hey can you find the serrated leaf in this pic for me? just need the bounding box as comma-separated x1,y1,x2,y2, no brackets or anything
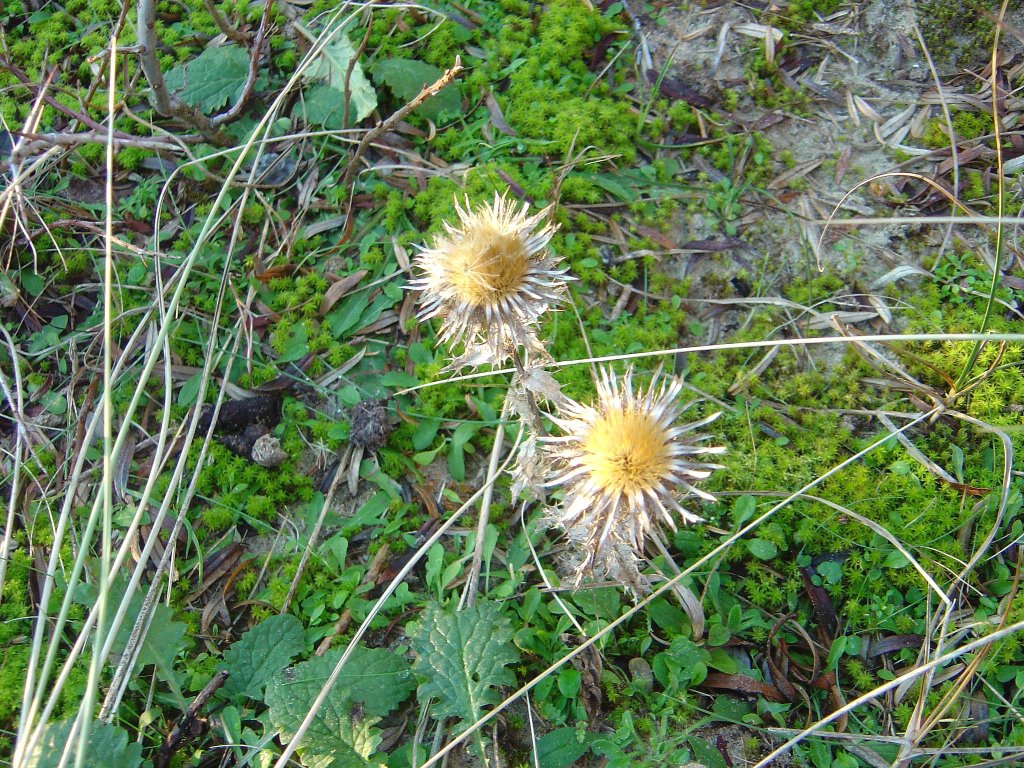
303,33,376,124
411,601,520,731
267,647,415,719
371,59,461,122
27,721,142,768
266,672,383,768
76,576,189,705
219,613,305,701
164,45,255,113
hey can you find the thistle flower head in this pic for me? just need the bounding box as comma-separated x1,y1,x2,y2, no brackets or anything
412,192,568,369
543,366,725,581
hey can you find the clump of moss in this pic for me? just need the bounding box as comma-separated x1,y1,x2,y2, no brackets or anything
917,0,998,69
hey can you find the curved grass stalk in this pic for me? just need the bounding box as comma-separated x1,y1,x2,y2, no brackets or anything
751,617,1024,768
953,2,1009,391
396,333,1024,397
69,35,122,766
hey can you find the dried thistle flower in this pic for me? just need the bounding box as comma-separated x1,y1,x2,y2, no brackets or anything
412,192,568,369
543,366,725,582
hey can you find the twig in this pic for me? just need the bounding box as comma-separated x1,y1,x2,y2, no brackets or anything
137,0,175,116
209,0,274,128
202,0,250,44
0,55,134,138
153,670,229,768
341,14,374,130
460,400,510,609
339,56,464,193
12,130,195,161
280,456,345,614
136,0,228,144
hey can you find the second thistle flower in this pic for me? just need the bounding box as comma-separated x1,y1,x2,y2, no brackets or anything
543,366,726,584
412,192,569,369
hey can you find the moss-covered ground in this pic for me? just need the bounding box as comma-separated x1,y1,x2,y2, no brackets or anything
2,0,1024,766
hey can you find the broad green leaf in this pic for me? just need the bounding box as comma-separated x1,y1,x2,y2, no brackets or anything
688,735,728,768
302,32,376,124
535,727,593,768
327,291,370,337
267,646,415,719
177,371,203,406
164,45,257,113
380,370,419,388
76,577,189,706
411,601,520,731
372,59,461,122
883,549,910,569
219,613,304,701
265,672,383,768
746,538,778,560
300,84,351,130
27,721,142,768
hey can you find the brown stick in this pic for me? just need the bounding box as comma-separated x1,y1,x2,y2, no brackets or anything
338,56,464,194
154,670,229,768
12,130,195,161
209,0,275,128
202,0,250,44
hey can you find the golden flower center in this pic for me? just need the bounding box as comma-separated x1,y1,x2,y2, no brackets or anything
581,408,672,496
447,232,529,307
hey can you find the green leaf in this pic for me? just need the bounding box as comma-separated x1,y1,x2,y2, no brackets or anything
27,721,142,768
268,646,415,719
164,45,257,113
219,613,305,701
708,648,738,674
178,371,203,407
648,597,687,635
687,736,728,768
411,418,440,451
327,291,370,337
883,549,910,569
411,601,520,731
301,84,352,130
265,646,413,768
557,667,581,697
380,370,419,388
371,59,461,122
302,32,376,124
75,577,189,706
266,674,383,768
746,538,778,560
535,728,593,768
732,494,756,525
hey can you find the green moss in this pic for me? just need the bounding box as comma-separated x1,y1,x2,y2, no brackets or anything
917,0,998,68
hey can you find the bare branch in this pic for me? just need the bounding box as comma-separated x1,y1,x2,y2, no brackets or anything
12,130,199,161
201,0,250,45
209,0,275,128
339,55,464,193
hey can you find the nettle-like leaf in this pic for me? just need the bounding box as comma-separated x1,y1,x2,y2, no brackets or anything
219,613,304,701
371,59,461,122
264,647,414,768
164,45,258,113
27,720,142,768
300,32,376,126
411,601,520,731
76,576,189,706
